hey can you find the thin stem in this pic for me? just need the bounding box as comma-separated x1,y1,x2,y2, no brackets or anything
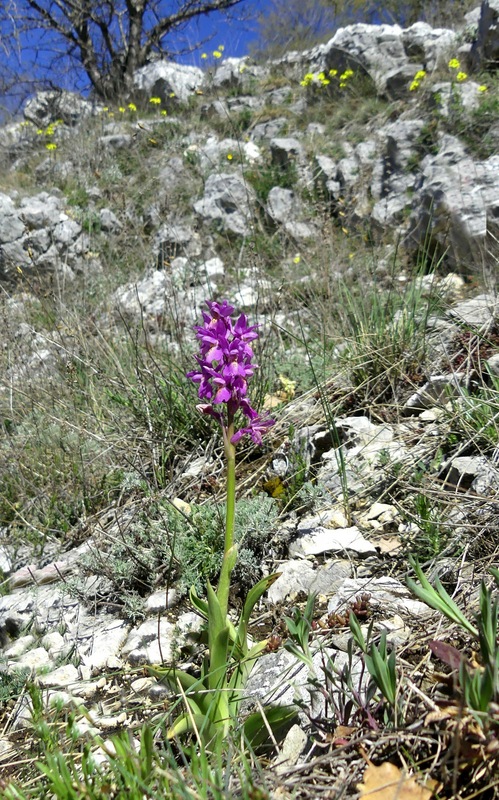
217,416,237,620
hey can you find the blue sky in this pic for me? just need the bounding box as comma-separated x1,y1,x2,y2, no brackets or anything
0,0,267,116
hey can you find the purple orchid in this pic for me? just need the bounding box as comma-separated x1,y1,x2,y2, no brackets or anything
187,300,274,445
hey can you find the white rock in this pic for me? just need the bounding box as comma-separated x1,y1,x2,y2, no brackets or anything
130,677,155,694
328,577,431,618
145,589,178,613
289,526,376,557
41,631,68,659
366,503,397,521
4,635,35,658
17,647,52,671
275,724,308,774
38,664,79,689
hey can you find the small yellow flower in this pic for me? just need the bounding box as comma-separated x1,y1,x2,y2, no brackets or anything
161,109,168,116
201,53,208,59
213,50,222,58
218,45,224,51
341,226,348,235
414,70,426,80
45,126,55,135
128,103,137,111
239,64,247,73
36,129,44,135
339,82,347,89
329,69,338,76
119,106,125,113
169,92,175,98
409,80,420,91
102,106,109,112
448,58,460,69
340,68,354,80
293,254,301,264
149,96,161,105
318,72,325,80
227,153,233,160
321,79,330,85
46,143,57,151
478,84,488,92
456,71,467,82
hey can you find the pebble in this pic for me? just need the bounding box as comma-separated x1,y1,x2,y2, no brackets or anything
17,647,52,671
38,664,79,689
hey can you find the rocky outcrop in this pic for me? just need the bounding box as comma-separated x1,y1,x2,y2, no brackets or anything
133,61,204,104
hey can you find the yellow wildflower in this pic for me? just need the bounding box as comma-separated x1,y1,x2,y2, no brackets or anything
409,80,420,91
102,106,109,112
339,82,347,89
119,106,125,113
478,84,488,92
414,70,426,80
213,50,222,58
128,103,137,111
293,254,301,264
218,45,224,51
46,143,57,151
149,96,161,105
227,153,233,160
169,92,175,98
161,109,168,116
201,53,208,59
456,71,467,82
329,69,338,76
340,69,354,80
36,129,44,135
448,58,460,69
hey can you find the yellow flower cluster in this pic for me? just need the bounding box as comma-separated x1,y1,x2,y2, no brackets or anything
201,45,224,62
300,67,353,89
448,58,467,82
409,69,427,92
36,119,63,151
149,96,161,105
339,68,354,89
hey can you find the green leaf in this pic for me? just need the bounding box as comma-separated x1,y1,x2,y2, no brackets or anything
242,705,297,748
236,572,281,656
190,585,209,618
407,556,478,637
167,712,218,743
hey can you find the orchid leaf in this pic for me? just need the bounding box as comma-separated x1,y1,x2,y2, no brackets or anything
236,572,281,654
190,584,238,642
167,712,218,743
206,582,230,697
407,556,478,637
242,705,297,749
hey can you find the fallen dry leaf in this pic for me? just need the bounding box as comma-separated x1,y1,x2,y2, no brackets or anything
357,762,434,799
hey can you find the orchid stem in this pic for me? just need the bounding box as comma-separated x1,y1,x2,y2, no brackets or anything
218,420,236,620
